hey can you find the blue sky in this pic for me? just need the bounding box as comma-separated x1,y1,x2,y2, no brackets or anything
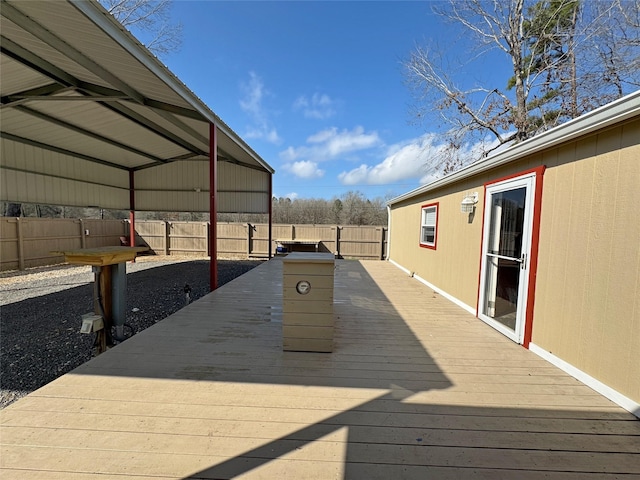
159,1,507,201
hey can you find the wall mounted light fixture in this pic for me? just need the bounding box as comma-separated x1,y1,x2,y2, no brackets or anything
461,192,478,213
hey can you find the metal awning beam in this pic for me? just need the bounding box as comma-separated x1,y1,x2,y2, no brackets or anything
74,83,206,121
132,149,267,173
132,188,270,194
218,189,271,194
5,94,132,103
99,101,207,157
1,84,74,108
218,149,269,172
150,107,209,146
143,99,205,121
14,105,167,163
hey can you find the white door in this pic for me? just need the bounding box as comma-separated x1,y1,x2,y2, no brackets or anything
478,174,535,343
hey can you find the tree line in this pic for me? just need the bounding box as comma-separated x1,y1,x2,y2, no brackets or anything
270,191,387,226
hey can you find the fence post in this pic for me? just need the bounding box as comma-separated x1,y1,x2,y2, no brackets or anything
202,222,207,256
206,222,210,257
80,219,86,248
247,223,252,256
291,224,295,240
335,225,340,258
17,217,25,271
164,221,169,255
379,227,385,260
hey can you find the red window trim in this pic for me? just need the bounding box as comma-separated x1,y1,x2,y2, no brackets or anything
419,202,439,250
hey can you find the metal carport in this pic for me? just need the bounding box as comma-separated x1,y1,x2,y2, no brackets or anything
0,0,275,290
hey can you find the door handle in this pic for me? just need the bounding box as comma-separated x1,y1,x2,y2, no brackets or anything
519,253,527,269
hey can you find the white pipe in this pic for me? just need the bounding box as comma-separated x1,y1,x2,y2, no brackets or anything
386,205,392,261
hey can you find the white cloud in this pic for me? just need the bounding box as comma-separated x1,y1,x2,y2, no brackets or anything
338,134,443,185
282,160,325,179
306,128,335,143
280,126,382,163
293,93,337,119
337,133,500,186
239,72,281,144
239,72,264,117
285,192,299,200
245,126,280,144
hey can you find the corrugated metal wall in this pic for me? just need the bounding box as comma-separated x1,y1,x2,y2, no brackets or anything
134,161,209,213
0,142,271,215
133,161,270,214
217,162,270,214
0,138,130,209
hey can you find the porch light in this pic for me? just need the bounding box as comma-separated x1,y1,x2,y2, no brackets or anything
461,193,478,213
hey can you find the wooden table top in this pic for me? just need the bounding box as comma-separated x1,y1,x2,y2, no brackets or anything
51,246,148,266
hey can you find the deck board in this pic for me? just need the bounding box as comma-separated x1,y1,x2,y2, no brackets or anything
1,258,638,479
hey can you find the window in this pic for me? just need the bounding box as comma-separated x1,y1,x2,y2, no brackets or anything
420,203,438,249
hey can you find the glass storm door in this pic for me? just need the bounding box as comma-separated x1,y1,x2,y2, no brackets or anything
479,175,535,343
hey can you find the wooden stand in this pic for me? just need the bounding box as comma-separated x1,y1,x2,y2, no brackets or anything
282,252,335,352
51,246,147,353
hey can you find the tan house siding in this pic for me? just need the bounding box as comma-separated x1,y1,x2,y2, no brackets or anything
389,163,541,310
389,182,485,311
533,119,640,403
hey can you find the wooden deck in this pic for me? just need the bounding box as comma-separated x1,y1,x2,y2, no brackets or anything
1,259,638,479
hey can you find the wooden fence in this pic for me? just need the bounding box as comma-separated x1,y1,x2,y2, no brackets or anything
0,217,128,271
134,221,387,260
0,218,387,271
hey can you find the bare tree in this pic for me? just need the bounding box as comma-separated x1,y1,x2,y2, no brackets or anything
363,198,388,226
406,0,530,172
581,0,640,102
406,0,640,174
341,191,369,226
331,199,343,224
99,0,182,57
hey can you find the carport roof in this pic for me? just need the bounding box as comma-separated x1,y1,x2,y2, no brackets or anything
1,0,274,211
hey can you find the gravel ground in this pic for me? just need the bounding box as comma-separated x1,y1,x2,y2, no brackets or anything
0,256,263,409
